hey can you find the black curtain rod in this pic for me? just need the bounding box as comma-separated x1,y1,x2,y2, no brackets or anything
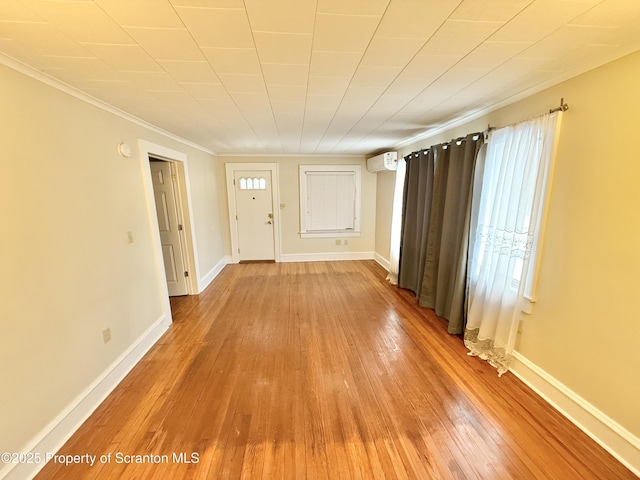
487,98,569,133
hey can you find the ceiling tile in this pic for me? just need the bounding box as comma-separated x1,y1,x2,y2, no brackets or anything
218,73,266,93
375,0,459,38
121,70,184,91
19,1,132,44
305,95,342,110
490,0,600,43
454,40,533,70
244,0,315,33
82,43,162,71
253,32,312,64
170,0,245,9
175,7,253,48
125,27,204,61
571,1,640,27
40,55,121,80
524,24,620,59
309,51,362,76
0,22,91,57
159,60,221,83
419,20,504,57
272,101,305,114
202,48,261,74
350,65,402,88
96,0,184,28
267,84,307,102
232,92,272,111
317,0,389,16
360,36,426,67
0,0,43,22
180,82,227,98
450,0,532,22
313,14,381,52
341,86,385,105
307,75,350,96
262,63,309,86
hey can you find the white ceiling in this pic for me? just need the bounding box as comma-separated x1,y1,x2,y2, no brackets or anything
1,0,640,155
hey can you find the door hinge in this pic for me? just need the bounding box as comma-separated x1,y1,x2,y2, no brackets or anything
233,179,236,185
184,271,189,277
178,224,183,231
237,248,240,254
235,214,238,220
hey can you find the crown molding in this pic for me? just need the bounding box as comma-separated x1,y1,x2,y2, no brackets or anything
394,45,640,151
0,53,215,156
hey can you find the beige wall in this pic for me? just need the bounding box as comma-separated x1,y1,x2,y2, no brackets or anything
216,156,376,257
187,155,226,276
0,63,225,455
375,50,640,438
374,172,395,264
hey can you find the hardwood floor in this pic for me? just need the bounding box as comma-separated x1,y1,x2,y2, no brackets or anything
35,261,634,479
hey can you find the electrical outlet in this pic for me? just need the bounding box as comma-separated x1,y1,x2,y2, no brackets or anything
344,239,349,245
335,239,342,245
102,328,111,344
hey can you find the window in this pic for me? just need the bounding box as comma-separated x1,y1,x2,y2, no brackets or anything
299,165,361,238
238,176,266,190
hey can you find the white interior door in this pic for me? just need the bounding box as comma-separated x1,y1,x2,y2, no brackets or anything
234,170,275,261
150,160,188,296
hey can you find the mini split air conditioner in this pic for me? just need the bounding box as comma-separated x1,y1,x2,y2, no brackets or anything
366,151,398,173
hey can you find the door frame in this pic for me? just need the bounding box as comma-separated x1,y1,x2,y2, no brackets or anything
225,163,281,263
140,140,199,300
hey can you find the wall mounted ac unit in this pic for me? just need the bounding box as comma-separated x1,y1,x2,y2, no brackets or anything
366,151,398,173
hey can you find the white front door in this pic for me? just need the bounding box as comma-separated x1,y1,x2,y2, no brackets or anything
234,170,275,261
150,160,188,296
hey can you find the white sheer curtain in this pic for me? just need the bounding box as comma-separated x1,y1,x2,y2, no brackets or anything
465,112,560,375
386,156,407,285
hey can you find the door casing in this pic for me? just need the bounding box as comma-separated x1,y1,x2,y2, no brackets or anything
139,140,199,307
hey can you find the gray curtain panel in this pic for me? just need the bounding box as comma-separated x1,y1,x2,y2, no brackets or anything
419,134,483,334
399,133,483,335
398,149,435,294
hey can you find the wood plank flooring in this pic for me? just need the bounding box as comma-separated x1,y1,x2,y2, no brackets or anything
35,261,635,479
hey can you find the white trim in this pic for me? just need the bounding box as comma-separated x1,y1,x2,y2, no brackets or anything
509,351,640,476
225,163,281,264
374,253,390,271
0,53,214,156
197,256,230,293
1,316,170,480
279,252,374,263
139,139,200,297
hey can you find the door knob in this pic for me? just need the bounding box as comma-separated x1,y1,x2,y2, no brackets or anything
268,213,273,218
267,221,272,224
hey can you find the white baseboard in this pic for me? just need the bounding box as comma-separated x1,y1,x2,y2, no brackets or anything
374,253,390,271
279,251,374,263
197,255,230,293
2,316,170,480
510,351,640,476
